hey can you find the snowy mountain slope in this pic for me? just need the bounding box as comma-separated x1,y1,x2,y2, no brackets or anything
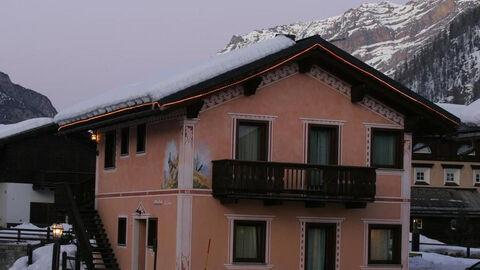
0,72,57,124
396,4,480,104
220,0,479,78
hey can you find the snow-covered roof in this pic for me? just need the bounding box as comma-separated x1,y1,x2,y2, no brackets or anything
0,117,54,140
54,36,296,126
436,99,480,126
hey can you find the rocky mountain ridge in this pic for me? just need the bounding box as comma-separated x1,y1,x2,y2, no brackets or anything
0,72,57,124
221,0,480,104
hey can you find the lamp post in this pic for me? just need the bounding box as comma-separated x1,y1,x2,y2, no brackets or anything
51,224,64,270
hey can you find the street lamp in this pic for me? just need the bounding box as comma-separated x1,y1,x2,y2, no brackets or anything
52,224,63,239
51,224,64,270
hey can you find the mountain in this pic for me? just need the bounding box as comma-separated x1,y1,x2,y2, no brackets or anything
395,3,480,104
0,72,57,124
220,0,480,103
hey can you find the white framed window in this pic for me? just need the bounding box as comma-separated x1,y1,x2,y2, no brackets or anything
298,217,343,270
225,214,274,269
474,170,480,186
413,167,430,184
444,168,460,186
362,219,402,267
230,113,276,161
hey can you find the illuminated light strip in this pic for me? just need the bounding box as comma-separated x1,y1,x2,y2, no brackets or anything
58,101,159,131
161,43,459,126
313,43,460,126
60,42,459,130
159,44,320,108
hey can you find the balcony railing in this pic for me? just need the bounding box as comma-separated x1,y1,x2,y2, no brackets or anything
212,159,376,205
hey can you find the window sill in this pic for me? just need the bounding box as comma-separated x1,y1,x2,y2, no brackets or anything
361,264,402,270
444,182,459,186
414,181,429,186
224,264,274,270
103,167,117,173
136,151,146,156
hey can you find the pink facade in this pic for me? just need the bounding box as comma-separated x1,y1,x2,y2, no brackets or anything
94,64,413,270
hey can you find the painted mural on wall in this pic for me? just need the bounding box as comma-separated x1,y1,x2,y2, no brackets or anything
193,142,211,189
163,141,178,189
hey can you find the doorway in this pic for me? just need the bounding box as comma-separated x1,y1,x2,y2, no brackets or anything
133,219,147,270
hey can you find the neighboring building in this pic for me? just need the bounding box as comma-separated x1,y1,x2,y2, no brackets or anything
0,117,96,227
0,182,54,227
54,35,459,270
411,100,480,246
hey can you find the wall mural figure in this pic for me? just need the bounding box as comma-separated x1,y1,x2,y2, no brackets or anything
193,142,211,189
163,141,179,189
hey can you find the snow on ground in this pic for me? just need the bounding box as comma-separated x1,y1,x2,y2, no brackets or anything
9,243,80,270
54,35,296,126
0,117,53,140
410,252,478,270
410,233,480,257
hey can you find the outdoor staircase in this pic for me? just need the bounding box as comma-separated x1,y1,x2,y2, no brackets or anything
59,182,121,270
80,209,120,270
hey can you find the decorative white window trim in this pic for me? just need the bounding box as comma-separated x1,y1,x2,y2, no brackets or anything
301,118,345,165
444,168,460,185
297,217,344,270
364,123,403,167
361,219,401,267
474,170,480,185
359,96,404,127
414,167,430,184
230,113,276,161
225,214,274,268
307,65,351,98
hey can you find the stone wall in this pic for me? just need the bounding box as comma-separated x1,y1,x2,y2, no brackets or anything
0,243,28,270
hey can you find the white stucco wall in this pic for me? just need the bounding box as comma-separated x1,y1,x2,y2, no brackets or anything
0,183,54,227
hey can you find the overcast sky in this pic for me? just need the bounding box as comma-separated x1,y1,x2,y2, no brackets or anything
0,0,409,110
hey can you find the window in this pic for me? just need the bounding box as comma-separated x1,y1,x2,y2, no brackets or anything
120,127,130,156
413,143,431,154
236,120,268,161
368,225,401,265
443,167,460,186
117,217,127,246
371,129,403,169
147,218,158,248
474,170,480,186
233,220,266,263
304,223,336,270
413,167,430,185
457,144,475,156
104,130,116,169
137,124,146,153
308,125,338,165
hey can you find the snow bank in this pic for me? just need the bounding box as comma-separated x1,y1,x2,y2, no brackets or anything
410,233,480,257
0,118,53,140
54,36,296,126
9,244,80,270
410,252,478,270
437,100,480,126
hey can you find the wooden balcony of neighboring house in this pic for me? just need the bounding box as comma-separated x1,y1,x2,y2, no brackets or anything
212,159,376,208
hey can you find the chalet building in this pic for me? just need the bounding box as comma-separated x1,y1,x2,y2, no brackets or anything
411,101,480,246
54,35,459,270
0,117,95,227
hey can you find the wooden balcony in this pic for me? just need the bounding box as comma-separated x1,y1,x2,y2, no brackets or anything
212,159,376,208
